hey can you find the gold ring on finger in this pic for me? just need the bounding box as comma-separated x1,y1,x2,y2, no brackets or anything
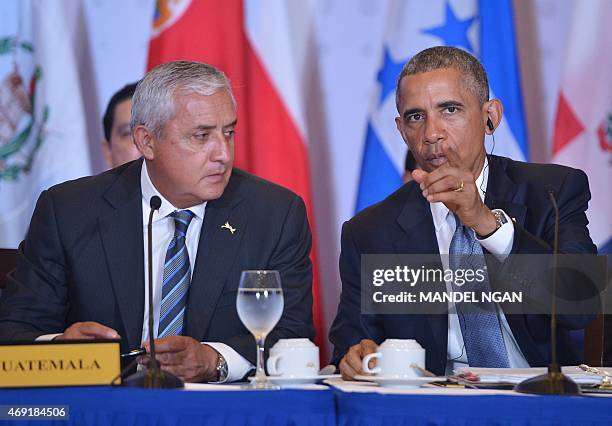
453,179,464,192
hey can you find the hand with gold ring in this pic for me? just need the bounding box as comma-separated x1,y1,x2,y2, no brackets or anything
411,140,497,236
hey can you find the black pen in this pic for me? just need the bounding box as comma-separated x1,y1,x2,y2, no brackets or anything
121,347,147,359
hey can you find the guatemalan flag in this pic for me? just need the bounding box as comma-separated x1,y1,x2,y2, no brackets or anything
356,0,528,212
0,0,91,248
146,0,325,351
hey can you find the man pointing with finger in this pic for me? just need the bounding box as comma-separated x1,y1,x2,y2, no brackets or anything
330,46,597,378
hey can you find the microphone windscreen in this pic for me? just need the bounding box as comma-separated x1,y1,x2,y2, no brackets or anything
150,195,162,210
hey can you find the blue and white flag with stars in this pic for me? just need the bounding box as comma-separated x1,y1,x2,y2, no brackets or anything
355,0,528,212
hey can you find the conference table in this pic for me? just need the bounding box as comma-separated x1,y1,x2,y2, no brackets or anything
1,380,611,425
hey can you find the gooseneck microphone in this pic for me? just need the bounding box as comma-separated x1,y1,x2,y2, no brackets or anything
548,190,561,373
123,195,183,388
514,190,580,395
147,196,162,382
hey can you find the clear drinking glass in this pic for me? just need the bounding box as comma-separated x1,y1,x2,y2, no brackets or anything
236,270,284,389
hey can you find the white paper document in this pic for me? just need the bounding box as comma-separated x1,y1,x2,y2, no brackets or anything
454,366,612,385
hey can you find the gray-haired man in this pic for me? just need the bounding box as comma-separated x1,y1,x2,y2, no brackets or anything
0,61,315,383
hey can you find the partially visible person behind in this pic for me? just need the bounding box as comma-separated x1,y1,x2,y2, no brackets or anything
102,82,141,168
403,149,417,183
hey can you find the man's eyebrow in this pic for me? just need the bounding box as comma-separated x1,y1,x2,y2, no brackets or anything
194,125,215,131
437,100,464,108
192,119,237,132
402,108,423,119
223,119,238,129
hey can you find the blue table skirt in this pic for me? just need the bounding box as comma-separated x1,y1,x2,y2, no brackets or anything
333,389,612,426
2,386,611,426
0,386,336,426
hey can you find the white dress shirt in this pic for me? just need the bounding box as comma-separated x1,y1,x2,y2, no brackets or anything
428,157,529,374
140,162,252,382
37,162,253,383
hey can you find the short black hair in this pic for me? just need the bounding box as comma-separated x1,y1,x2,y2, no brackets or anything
102,82,138,142
396,46,489,111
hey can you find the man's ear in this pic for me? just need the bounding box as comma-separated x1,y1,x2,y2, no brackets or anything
133,126,155,160
484,99,503,135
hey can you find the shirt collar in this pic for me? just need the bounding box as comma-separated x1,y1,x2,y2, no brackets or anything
140,161,206,222
430,156,489,231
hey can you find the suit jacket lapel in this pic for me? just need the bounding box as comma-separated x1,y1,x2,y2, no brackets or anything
394,183,448,372
484,156,542,362
485,155,527,227
98,160,145,350
184,175,247,341
394,183,440,254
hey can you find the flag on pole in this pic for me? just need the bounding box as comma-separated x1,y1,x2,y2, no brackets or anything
551,0,612,253
355,0,528,213
147,0,325,351
0,0,91,248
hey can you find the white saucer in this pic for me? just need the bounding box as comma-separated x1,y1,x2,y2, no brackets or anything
354,375,446,388
257,374,340,386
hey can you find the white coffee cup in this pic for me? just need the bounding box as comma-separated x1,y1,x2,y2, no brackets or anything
361,339,425,378
266,338,320,377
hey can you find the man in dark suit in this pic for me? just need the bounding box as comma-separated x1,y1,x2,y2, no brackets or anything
330,46,597,378
0,61,314,383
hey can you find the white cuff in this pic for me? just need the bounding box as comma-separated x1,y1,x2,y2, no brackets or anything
35,333,62,341
476,209,514,260
203,341,253,383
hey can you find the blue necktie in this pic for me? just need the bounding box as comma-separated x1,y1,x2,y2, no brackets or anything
158,210,195,337
449,214,510,368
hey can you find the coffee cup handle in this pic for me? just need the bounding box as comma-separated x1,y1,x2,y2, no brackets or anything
362,352,382,374
266,354,282,376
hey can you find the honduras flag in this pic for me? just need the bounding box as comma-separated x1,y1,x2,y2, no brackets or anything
355,0,528,213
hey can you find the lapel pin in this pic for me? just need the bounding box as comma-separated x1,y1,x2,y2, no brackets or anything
221,221,237,234
511,217,516,222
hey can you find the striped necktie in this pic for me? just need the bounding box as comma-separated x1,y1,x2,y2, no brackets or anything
449,214,510,367
158,210,195,337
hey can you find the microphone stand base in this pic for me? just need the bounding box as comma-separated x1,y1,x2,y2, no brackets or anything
122,364,184,389
514,369,581,395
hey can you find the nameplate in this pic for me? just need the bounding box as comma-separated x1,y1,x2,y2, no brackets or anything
0,340,121,388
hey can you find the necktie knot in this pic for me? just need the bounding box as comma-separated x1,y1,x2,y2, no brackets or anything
171,210,195,237
453,213,466,232
451,213,472,249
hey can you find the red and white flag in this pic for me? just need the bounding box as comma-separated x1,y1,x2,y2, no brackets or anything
147,0,325,352
551,0,612,253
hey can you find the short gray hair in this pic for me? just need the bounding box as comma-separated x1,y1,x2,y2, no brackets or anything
131,60,235,137
395,46,489,111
